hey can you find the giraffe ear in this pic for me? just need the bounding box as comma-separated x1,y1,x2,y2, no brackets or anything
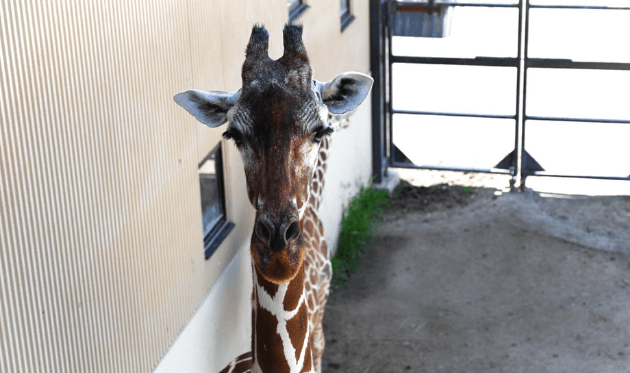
173,89,240,127
316,72,373,114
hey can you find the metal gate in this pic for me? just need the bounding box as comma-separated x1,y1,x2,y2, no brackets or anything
370,0,630,190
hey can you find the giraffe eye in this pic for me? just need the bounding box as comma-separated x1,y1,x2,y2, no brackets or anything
312,126,333,143
223,130,243,147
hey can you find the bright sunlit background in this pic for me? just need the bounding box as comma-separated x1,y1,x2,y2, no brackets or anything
391,0,630,196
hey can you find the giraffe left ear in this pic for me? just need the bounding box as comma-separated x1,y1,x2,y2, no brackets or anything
173,89,240,127
316,72,373,114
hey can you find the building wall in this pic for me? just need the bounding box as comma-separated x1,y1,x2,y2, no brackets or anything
0,1,372,372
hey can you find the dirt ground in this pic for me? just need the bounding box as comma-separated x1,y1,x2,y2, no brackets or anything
322,170,630,373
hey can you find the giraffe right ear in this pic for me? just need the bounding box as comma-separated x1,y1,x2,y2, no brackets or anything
173,89,240,127
316,72,373,115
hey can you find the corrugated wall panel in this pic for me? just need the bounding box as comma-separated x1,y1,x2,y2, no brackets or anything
0,0,264,371
301,0,370,81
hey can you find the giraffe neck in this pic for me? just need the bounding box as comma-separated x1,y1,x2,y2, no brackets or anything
309,115,349,211
251,254,314,373
309,136,331,211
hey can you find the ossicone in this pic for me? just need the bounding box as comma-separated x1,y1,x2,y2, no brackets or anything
282,23,307,62
245,24,269,61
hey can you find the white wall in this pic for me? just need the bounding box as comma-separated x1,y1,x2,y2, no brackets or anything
321,94,375,255
153,241,253,372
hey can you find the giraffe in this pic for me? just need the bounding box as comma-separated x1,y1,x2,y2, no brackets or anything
174,24,372,373
213,114,346,373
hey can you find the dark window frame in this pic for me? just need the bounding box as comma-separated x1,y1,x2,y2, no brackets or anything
289,0,309,23
340,0,355,32
198,143,235,260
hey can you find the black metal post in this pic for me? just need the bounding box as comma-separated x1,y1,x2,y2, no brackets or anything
519,0,531,191
387,0,395,169
370,0,387,184
510,0,524,191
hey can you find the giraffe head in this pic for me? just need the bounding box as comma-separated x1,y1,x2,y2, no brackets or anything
174,24,372,285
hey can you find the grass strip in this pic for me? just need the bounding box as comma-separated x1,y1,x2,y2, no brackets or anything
331,184,391,287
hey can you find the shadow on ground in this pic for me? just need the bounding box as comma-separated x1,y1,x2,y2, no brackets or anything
323,182,630,373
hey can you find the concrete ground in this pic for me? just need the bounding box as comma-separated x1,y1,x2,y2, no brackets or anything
322,172,630,373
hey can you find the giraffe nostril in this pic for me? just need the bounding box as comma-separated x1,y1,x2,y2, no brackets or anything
256,221,272,244
284,221,299,243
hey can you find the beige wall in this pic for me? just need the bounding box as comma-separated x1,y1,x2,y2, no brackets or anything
0,1,372,372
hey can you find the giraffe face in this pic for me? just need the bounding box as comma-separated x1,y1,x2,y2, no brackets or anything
225,26,329,284
173,24,373,285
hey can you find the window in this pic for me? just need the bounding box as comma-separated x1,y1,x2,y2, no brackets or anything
198,143,234,259
340,0,355,32
289,0,309,23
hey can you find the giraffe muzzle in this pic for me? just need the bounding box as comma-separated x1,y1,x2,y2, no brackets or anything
255,216,300,252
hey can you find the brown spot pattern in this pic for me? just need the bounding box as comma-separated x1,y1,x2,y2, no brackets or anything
301,224,312,241
301,335,313,372
256,306,290,373
316,157,323,169
309,321,324,373
311,227,319,243
303,219,313,237
283,264,304,311
286,301,308,364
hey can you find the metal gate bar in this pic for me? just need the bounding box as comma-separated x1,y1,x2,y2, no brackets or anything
373,0,630,189
398,1,517,8
391,56,519,66
527,116,630,125
530,4,630,10
520,0,630,187
387,0,523,186
393,110,515,120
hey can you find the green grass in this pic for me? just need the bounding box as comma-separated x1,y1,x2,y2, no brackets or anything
331,184,391,287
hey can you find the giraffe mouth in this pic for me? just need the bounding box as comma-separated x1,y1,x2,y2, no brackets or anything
251,233,305,285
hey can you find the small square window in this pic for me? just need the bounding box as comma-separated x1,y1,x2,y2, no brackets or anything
289,0,309,23
340,0,355,32
198,143,234,260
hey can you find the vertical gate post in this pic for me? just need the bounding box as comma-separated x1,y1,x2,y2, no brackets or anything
370,0,388,185
519,0,531,191
511,0,525,192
